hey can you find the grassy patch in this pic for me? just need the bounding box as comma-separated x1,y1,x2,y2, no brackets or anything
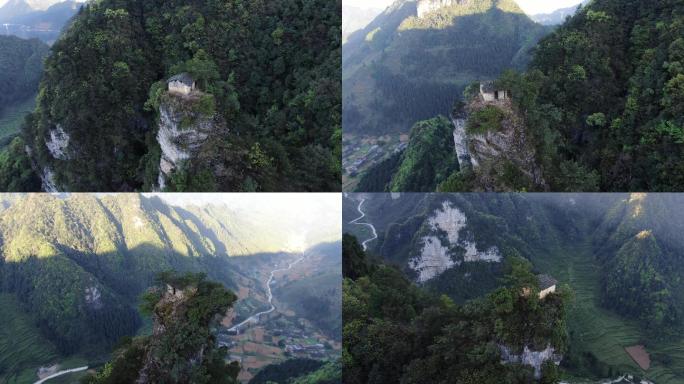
0,293,59,383
466,105,506,135
0,96,36,146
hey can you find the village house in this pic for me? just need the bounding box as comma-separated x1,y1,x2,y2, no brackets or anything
537,274,557,299
521,274,558,299
480,81,510,102
168,73,196,95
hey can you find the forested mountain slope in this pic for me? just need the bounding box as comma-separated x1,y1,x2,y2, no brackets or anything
0,35,48,116
343,234,571,383
343,193,684,382
342,0,549,136
82,272,241,384
501,0,684,191
12,0,340,192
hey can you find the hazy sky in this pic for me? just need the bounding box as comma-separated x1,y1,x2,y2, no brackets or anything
344,0,584,15
150,193,342,251
0,0,86,10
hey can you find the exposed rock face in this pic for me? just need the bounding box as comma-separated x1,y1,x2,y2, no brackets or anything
499,344,561,379
417,0,466,17
40,167,58,192
84,286,102,309
137,284,200,384
410,235,455,282
409,201,502,282
156,94,214,190
452,117,471,170
45,124,70,160
465,97,546,190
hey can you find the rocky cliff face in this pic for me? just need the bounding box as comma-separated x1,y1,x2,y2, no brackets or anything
463,97,546,191
409,200,502,282
499,344,562,379
156,93,216,190
416,0,466,17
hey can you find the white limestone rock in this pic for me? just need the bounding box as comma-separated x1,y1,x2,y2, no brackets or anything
409,201,501,282
499,344,561,379
45,124,70,160
156,97,214,190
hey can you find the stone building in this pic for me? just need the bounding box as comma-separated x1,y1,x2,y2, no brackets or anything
168,73,196,95
480,81,510,102
537,274,557,299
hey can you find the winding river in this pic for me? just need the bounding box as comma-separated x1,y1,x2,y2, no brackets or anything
349,198,377,251
228,255,305,332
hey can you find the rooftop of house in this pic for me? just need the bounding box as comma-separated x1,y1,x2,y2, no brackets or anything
480,81,497,93
538,274,558,290
168,73,194,86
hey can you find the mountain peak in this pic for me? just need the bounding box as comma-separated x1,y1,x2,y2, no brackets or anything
416,0,523,18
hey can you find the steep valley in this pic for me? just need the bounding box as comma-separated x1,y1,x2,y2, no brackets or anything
0,194,341,384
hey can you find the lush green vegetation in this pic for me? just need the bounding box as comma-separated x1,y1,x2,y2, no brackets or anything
15,0,340,192
0,137,42,191
0,35,48,117
498,0,684,191
354,151,401,192
343,0,549,136
249,358,325,384
0,294,59,383
466,105,507,134
0,95,36,145
82,272,240,384
278,270,342,339
291,360,341,384
388,116,458,192
343,193,684,382
250,358,341,384
343,235,571,383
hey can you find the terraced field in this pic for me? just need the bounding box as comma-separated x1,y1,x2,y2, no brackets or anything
0,294,58,384
533,243,684,384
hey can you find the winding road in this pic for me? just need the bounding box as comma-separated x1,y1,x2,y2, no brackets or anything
349,199,377,251
228,255,305,332
34,366,88,384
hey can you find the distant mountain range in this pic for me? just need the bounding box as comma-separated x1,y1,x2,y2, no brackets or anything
530,0,589,25
342,4,383,43
0,0,84,43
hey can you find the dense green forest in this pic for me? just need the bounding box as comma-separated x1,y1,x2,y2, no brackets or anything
387,116,458,192
81,272,240,384
342,193,684,382
497,0,684,191
355,116,459,192
250,358,341,384
343,234,571,383
342,0,549,136
3,0,341,192
0,35,48,116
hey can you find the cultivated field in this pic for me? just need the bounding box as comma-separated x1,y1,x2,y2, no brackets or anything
533,242,684,383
